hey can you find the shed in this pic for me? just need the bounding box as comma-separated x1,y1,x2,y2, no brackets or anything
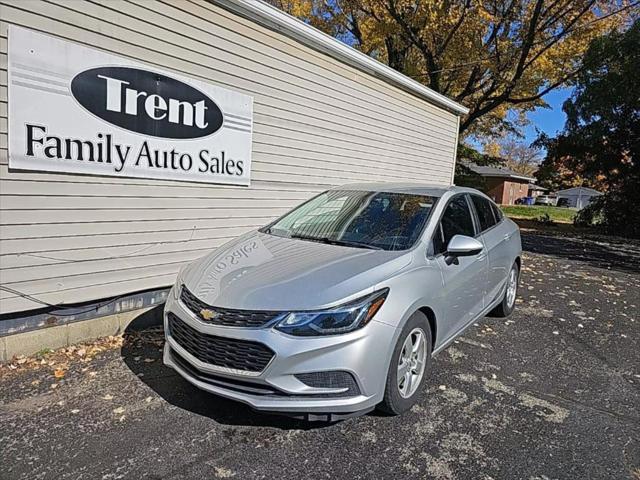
555,187,603,210
0,0,467,319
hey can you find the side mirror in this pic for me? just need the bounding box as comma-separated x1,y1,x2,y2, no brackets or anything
445,235,483,265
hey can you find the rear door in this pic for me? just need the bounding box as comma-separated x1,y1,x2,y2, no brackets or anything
470,195,511,304
431,194,488,340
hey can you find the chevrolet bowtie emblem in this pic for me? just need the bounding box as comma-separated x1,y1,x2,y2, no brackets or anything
200,309,218,321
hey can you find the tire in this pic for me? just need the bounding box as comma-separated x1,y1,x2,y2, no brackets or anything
378,311,432,415
490,261,520,318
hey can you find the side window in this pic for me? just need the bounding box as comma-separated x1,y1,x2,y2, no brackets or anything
471,195,497,232
432,195,476,255
490,202,503,222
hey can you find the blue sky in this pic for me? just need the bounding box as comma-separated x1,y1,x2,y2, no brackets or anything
468,87,573,154
521,87,572,145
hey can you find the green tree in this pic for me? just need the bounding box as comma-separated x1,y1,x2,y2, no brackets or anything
537,21,640,237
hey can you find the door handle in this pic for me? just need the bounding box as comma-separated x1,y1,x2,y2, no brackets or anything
503,233,512,241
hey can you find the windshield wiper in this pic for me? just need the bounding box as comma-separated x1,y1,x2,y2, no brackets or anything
290,234,382,250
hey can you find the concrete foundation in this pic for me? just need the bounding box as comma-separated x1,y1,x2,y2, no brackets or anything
0,305,164,362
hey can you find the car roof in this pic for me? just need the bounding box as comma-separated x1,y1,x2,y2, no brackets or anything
330,182,483,198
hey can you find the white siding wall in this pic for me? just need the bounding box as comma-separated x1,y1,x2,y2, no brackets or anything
0,0,460,314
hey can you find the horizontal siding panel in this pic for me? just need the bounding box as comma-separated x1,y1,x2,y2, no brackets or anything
0,207,293,225
0,160,333,190
2,237,234,274
1,255,199,293
0,0,459,314
0,225,253,255
0,180,313,199
0,270,180,312
251,132,453,173
0,195,298,210
0,217,275,240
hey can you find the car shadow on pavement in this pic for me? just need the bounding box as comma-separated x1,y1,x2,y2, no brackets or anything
521,232,640,273
120,306,329,430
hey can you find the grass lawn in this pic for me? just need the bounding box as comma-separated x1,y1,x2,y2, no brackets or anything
500,205,577,224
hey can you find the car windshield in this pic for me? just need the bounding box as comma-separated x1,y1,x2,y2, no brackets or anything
262,190,438,251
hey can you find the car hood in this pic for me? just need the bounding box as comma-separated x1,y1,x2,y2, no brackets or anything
182,231,410,310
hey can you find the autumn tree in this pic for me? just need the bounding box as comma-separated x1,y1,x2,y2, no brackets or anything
268,0,638,138
481,136,541,176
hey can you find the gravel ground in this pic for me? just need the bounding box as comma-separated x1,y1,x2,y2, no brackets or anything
1,231,639,480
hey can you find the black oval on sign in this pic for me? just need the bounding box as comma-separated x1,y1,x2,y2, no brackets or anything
71,67,223,139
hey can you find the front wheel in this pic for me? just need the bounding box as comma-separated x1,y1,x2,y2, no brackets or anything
490,261,520,317
378,311,432,415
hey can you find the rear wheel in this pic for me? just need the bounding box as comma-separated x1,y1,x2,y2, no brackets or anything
490,261,519,317
378,311,432,415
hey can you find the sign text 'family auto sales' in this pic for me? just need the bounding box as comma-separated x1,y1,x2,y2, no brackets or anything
8,26,253,186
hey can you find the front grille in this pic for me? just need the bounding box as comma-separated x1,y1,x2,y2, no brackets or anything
180,286,280,327
168,313,275,372
170,348,283,395
170,348,360,399
295,371,361,397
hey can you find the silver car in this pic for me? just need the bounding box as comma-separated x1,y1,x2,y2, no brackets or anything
163,183,522,420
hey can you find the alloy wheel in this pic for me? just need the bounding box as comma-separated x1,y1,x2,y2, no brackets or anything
506,266,518,308
397,327,427,398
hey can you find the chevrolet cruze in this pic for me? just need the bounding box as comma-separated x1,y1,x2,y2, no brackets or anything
163,183,522,420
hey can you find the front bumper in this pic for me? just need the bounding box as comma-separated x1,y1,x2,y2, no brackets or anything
162,292,396,415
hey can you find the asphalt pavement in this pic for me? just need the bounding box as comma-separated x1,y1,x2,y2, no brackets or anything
1,231,639,480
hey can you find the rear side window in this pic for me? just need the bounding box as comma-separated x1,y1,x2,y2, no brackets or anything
433,195,476,255
490,202,503,222
471,195,497,232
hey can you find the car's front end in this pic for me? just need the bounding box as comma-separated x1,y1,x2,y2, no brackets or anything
163,275,399,420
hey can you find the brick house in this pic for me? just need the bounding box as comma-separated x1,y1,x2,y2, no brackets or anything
465,164,536,205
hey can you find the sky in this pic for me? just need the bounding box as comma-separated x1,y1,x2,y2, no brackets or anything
521,87,573,145
467,87,573,155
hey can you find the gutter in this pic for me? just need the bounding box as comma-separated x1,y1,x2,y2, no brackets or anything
211,0,469,116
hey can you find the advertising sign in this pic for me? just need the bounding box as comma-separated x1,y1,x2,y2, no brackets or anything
8,26,253,186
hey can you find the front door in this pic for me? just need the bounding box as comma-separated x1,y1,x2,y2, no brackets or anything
432,194,487,341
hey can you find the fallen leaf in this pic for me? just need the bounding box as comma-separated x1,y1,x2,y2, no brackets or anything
54,368,66,379
113,407,125,415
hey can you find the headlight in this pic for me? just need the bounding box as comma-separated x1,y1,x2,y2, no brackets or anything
274,289,388,336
